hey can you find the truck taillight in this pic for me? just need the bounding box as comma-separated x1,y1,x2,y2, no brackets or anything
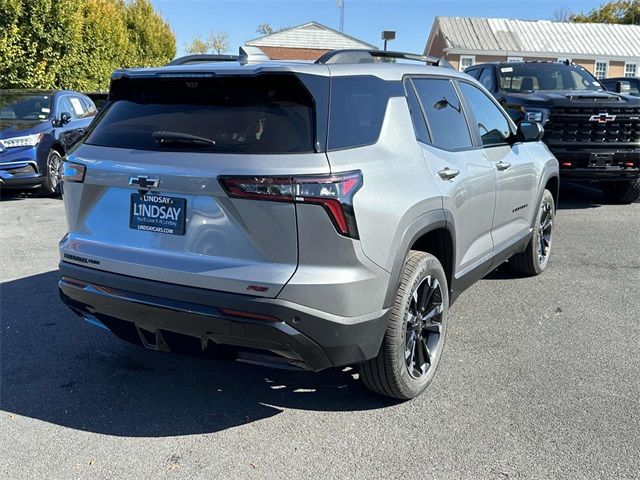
219,171,363,238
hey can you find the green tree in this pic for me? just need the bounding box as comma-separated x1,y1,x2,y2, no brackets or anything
0,0,176,91
185,36,209,54
256,23,274,35
255,23,289,36
124,0,176,67
572,0,640,24
207,32,229,54
185,31,229,55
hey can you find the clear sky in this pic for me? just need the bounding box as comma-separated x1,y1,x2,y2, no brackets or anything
151,0,605,57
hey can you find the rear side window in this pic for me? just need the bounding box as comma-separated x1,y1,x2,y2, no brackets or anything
85,75,315,154
404,80,430,144
328,76,403,150
458,82,512,146
412,78,473,150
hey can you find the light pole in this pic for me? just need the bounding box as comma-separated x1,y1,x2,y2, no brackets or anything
381,30,396,51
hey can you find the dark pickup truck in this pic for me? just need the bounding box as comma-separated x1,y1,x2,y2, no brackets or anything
466,61,640,203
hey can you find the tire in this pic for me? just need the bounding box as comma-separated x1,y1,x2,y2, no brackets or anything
36,149,63,197
601,180,640,204
359,251,449,400
509,189,555,276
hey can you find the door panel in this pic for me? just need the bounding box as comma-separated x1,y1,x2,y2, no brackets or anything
421,144,496,274
485,144,537,251
410,77,497,277
456,81,537,253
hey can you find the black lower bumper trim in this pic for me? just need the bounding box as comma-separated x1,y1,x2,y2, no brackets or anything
58,262,390,371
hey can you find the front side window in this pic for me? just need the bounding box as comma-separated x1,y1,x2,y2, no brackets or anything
466,68,482,80
57,96,79,120
478,68,495,91
459,82,512,147
412,78,473,151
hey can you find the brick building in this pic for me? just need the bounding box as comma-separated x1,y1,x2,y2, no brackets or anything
245,21,375,61
425,16,640,79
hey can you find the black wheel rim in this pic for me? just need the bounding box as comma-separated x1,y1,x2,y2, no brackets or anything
537,200,553,265
48,152,62,191
405,275,443,379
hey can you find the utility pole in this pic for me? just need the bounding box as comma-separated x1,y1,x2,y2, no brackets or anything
337,0,344,32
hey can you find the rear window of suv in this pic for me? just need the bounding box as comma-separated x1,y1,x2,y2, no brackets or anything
328,76,403,150
84,74,316,154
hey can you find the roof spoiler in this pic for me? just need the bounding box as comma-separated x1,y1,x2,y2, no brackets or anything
315,49,454,68
238,45,270,65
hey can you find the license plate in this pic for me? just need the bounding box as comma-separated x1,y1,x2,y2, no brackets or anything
589,153,613,167
130,193,186,235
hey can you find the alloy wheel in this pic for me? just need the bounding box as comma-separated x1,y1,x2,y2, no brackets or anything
405,275,444,379
537,200,554,265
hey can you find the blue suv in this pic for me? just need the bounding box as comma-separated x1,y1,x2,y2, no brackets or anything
0,89,97,196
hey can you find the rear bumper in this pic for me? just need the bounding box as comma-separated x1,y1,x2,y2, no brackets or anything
58,262,390,371
550,148,640,182
559,167,639,181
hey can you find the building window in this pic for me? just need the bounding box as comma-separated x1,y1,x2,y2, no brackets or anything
459,55,475,72
507,57,523,63
594,60,609,79
624,62,638,77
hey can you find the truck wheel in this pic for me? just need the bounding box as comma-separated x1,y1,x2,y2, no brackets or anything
36,150,63,197
509,189,555,276
601,180,640,204
359,251,448,400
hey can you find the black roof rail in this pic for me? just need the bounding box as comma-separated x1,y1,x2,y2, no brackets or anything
315,49,453,68
166,54,239,66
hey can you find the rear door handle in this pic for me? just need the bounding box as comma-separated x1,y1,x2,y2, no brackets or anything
438,167,460,180
496,161,511,171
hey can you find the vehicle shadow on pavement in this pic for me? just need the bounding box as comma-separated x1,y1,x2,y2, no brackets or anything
557,182,605,209
0,271,394,437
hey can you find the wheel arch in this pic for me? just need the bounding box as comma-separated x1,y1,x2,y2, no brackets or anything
545,175,559,212
50,141,66,157
383,210,456,309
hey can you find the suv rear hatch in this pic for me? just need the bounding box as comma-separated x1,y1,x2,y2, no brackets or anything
60,71,330,298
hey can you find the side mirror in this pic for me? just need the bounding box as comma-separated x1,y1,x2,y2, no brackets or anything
616,81,631,94
58,112,72,125
517,121,544,143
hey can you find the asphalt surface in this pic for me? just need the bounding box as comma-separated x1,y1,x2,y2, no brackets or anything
1,184,639,479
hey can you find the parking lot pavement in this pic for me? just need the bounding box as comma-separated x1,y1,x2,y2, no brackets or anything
1,185,639,480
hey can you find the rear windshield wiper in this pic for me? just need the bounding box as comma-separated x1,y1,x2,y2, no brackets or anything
152,131,216,146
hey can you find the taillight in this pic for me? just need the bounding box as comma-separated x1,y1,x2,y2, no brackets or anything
61,161,86,183
219,171,363,238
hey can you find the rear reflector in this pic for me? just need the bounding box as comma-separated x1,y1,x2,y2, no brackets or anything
625,162,635,167
219,171,363,238
61,161,86,183
561,162,572,168
219,308,279,322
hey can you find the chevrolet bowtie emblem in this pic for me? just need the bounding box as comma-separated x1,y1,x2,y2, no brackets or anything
589,113,616,124
129,175,160,190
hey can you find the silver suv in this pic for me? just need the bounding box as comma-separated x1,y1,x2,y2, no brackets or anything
58,49,559,400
